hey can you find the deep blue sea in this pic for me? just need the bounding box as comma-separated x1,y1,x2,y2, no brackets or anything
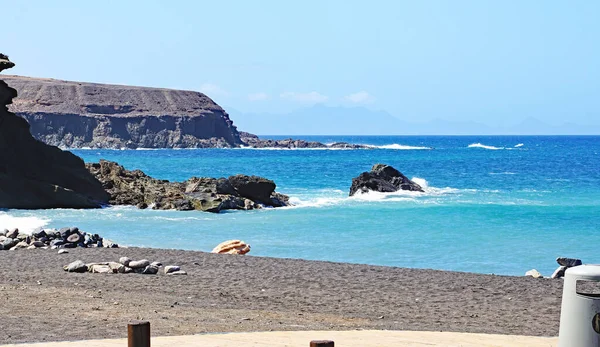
2,136,599,276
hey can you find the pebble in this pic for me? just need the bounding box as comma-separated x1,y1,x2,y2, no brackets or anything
89,264,112,274
525,269,543,278
164,265,180,274
119,257,131,266
142,265,159,275
167,270,187,276
6,228,18,239
552,266,568,279
556,257,582,268
128,259,150,269
63,260,88,273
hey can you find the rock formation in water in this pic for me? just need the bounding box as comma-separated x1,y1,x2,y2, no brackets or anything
0,54,109,208
4,75,243,149
239,132,369,149
349,164,424,196
86,160,290,213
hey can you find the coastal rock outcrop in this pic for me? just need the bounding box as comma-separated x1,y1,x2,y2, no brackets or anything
349,164,424,196
86,160,290,213
240,132,369,149
0,54,109,208
4,75,243,149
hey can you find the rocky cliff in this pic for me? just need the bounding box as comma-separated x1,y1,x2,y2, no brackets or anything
0,55,109,208
4,75,243,149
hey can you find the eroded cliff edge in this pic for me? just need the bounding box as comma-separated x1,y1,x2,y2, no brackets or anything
0,55,109,208
4,75,243,149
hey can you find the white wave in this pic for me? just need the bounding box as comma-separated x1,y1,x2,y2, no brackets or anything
514,143,524,148
234,147,353,151
0,213,50,234
468,143,504,150
286,196,347,209
489,172,516,175
374,144,432,150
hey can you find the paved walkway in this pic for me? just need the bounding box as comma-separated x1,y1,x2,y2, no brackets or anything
3,330,558,347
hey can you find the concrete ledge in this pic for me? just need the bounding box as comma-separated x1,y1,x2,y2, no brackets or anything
1,330,558,347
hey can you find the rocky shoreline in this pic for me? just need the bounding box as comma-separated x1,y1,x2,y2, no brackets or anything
0,227,117,251
239,132,370,150
87,160,290,212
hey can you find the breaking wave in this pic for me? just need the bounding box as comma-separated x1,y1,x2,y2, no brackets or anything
0,212,50,234
370,144,433,150
468,143,504,150
287,178,460,208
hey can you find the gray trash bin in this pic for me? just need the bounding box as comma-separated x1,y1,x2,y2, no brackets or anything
558,265,600,346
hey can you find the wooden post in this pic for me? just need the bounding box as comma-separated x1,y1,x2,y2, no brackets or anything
128,320,151,347
310,340,334,347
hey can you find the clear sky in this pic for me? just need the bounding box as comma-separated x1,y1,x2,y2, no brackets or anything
2,1,599,131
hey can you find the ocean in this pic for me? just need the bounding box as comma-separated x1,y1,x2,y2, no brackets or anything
2,135,599,276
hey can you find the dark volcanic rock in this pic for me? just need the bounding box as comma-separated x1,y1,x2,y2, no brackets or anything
86,160,291,213
0,54,109,209
4,75,243,149
240,133,369,150
349,164,424,196
228,175,276,205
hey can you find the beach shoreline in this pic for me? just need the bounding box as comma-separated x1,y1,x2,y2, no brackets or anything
0,247,563,344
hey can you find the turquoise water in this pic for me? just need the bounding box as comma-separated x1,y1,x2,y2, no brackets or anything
2,136,599,276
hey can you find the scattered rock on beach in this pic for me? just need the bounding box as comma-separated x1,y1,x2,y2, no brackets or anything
6,228,18,239
142,265,159,275
164,265,180,274
64,260,88,273
349,164,424,196
168,270,187,276
0,227,117,251
557,257,582,268
552,266,568,279
128,259,150,269
212,240,251,255
63,257,185,276
119,257,131,266
525,269,543,278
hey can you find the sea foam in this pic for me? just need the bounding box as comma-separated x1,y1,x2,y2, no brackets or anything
374,144,432,150
0,212,50,234
468,143,504,150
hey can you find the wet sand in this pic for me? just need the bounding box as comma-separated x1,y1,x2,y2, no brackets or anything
0,247,563,344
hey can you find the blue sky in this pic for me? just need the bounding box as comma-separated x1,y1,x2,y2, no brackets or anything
2,1,599,131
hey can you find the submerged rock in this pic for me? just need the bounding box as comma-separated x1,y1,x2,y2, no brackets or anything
349,164,424,196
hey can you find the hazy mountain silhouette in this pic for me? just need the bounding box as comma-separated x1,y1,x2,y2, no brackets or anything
228,105,599,135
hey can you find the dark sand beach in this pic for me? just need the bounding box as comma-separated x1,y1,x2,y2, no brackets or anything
0,247,562,344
